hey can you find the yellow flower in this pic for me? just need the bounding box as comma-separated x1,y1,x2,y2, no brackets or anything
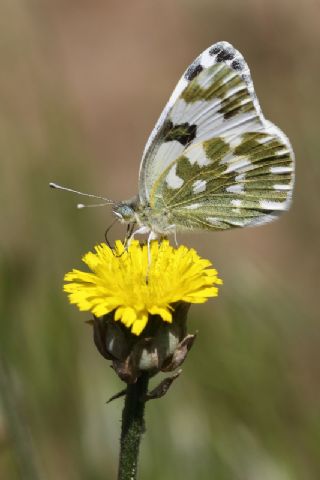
64,240,222,336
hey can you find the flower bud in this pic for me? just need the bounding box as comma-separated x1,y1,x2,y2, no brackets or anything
92,302,196,384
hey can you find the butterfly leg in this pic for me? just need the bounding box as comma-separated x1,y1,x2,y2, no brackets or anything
147,230,159,264
173,227,178,247
128,225,150,244
123,223,135,250
161,225,178,246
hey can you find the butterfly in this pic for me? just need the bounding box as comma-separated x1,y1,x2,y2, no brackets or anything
51,41,295,243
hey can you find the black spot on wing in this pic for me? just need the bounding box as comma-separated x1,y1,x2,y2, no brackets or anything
209,43,235,62
231,58,245,71
216,47,235,62
185,62,203,81
163,120,197,146
209,44,223,56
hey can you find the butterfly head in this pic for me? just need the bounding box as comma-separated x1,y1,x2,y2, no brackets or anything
113,196,139,224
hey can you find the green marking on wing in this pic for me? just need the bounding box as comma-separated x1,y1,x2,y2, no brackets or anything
181,64,242,103
180,63,256,122
149,139,231,208
203,138,230,161
218,89,254,119
234,133,285,159
164,206,270,232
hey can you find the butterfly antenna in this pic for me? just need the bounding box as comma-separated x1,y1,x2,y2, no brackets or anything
77,202,111,209
49,182,114,204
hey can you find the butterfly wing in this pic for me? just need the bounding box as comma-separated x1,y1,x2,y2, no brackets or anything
138,41,294,231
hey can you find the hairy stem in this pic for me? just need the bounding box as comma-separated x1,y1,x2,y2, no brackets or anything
117,373,149,480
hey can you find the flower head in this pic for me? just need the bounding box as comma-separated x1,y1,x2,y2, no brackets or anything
64,240,222,335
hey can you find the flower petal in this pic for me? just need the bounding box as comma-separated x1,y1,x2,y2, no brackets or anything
131,313,148,335
149,306,172,323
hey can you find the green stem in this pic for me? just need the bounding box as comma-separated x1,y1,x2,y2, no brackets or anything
117,373,149,480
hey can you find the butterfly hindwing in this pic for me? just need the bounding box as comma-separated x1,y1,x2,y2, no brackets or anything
138,41,294,232
149,128,293,230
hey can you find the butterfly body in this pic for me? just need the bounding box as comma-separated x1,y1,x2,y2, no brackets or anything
114,41,294,238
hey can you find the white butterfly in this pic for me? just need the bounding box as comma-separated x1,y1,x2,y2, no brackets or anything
51,41,295,244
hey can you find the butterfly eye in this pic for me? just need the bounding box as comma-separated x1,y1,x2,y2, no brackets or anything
113,203,136,222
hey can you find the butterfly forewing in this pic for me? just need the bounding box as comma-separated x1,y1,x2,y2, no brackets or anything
138,41,294,232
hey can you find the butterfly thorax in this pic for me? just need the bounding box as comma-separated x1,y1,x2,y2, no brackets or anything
113,196,173,234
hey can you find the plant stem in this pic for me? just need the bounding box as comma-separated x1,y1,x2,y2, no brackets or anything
117,373,149,480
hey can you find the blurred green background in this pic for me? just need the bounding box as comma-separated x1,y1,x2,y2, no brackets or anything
0,0,319,479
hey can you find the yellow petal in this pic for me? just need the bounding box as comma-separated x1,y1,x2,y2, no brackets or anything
149,306,172,323
131,313,148,335
121,307,137,327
